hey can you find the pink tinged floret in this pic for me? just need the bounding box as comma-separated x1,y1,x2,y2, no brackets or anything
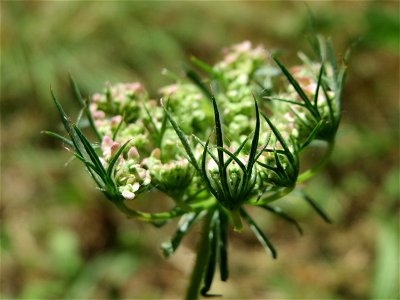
160,84,178,96
110,142,120,157
150,148,161,159
111,115,122,126
127,147,140,160
92,110,106,119
122,190,135,200
233,40,252,53
126,82,143,93
92,93,102,102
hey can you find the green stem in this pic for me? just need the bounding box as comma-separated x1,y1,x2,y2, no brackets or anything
297,140,335,183
185,209,215,300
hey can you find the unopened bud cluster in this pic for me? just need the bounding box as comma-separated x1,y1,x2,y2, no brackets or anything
86,41,340,209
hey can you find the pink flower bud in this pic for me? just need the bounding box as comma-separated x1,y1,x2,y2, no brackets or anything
128,147,140,160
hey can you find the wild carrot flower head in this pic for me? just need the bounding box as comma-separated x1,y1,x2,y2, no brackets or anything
48,35,349,298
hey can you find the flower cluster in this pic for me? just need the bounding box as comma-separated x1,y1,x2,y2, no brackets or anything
49,36,348,298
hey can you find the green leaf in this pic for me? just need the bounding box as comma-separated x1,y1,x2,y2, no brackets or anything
240,208,277,258
260,112,297,170
273,55,319,119
185,68,213,100
112,113,125,141
302,193,332,224
106,139,132,178
247,96,260,172
69,75,102,141
201,211,221,297
161,212,200,257
163,101,201,173
191,56,218,77
313,62,324,109
217,146,247,175
50,89,84,155
301,120,324,150
42,131,74,148
264,96,307,108
255,133,271,161
223,136,249,168
211,96,230,197
201,137,221,200
192,134,219,164
261,205,303,235
73,125,107,178
218,210,229,281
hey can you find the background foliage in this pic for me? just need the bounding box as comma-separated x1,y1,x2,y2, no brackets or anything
1,1,399,299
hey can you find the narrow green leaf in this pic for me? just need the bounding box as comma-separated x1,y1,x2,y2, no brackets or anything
255,133,271,161
273,55,319,119
201,137,221,199
224,136,249,168
211,96,230,197
264,96,307,108
301,120,324,150
273,149,290,182
163,101,201,173
256,161,281,178
302,193,332,224
218,210,229,281
217,146,247,174
143,102,160,137
185,68,213,99
313,62,324,110
69,75,102,141
260,112,296,170
201,211,220,297
261,205,303,235
42,131,74,148
51,88,72,135
240,208,277,258
247,96,260,171
161,212,200,257
112,114,125,141
51,89,84,155
107,139,131,178
73,125,107,177
212,96,224,165
191,56,218,77
326,37,337,80
192,134,219,164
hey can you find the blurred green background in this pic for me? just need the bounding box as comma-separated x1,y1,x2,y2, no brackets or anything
1,1,399,299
